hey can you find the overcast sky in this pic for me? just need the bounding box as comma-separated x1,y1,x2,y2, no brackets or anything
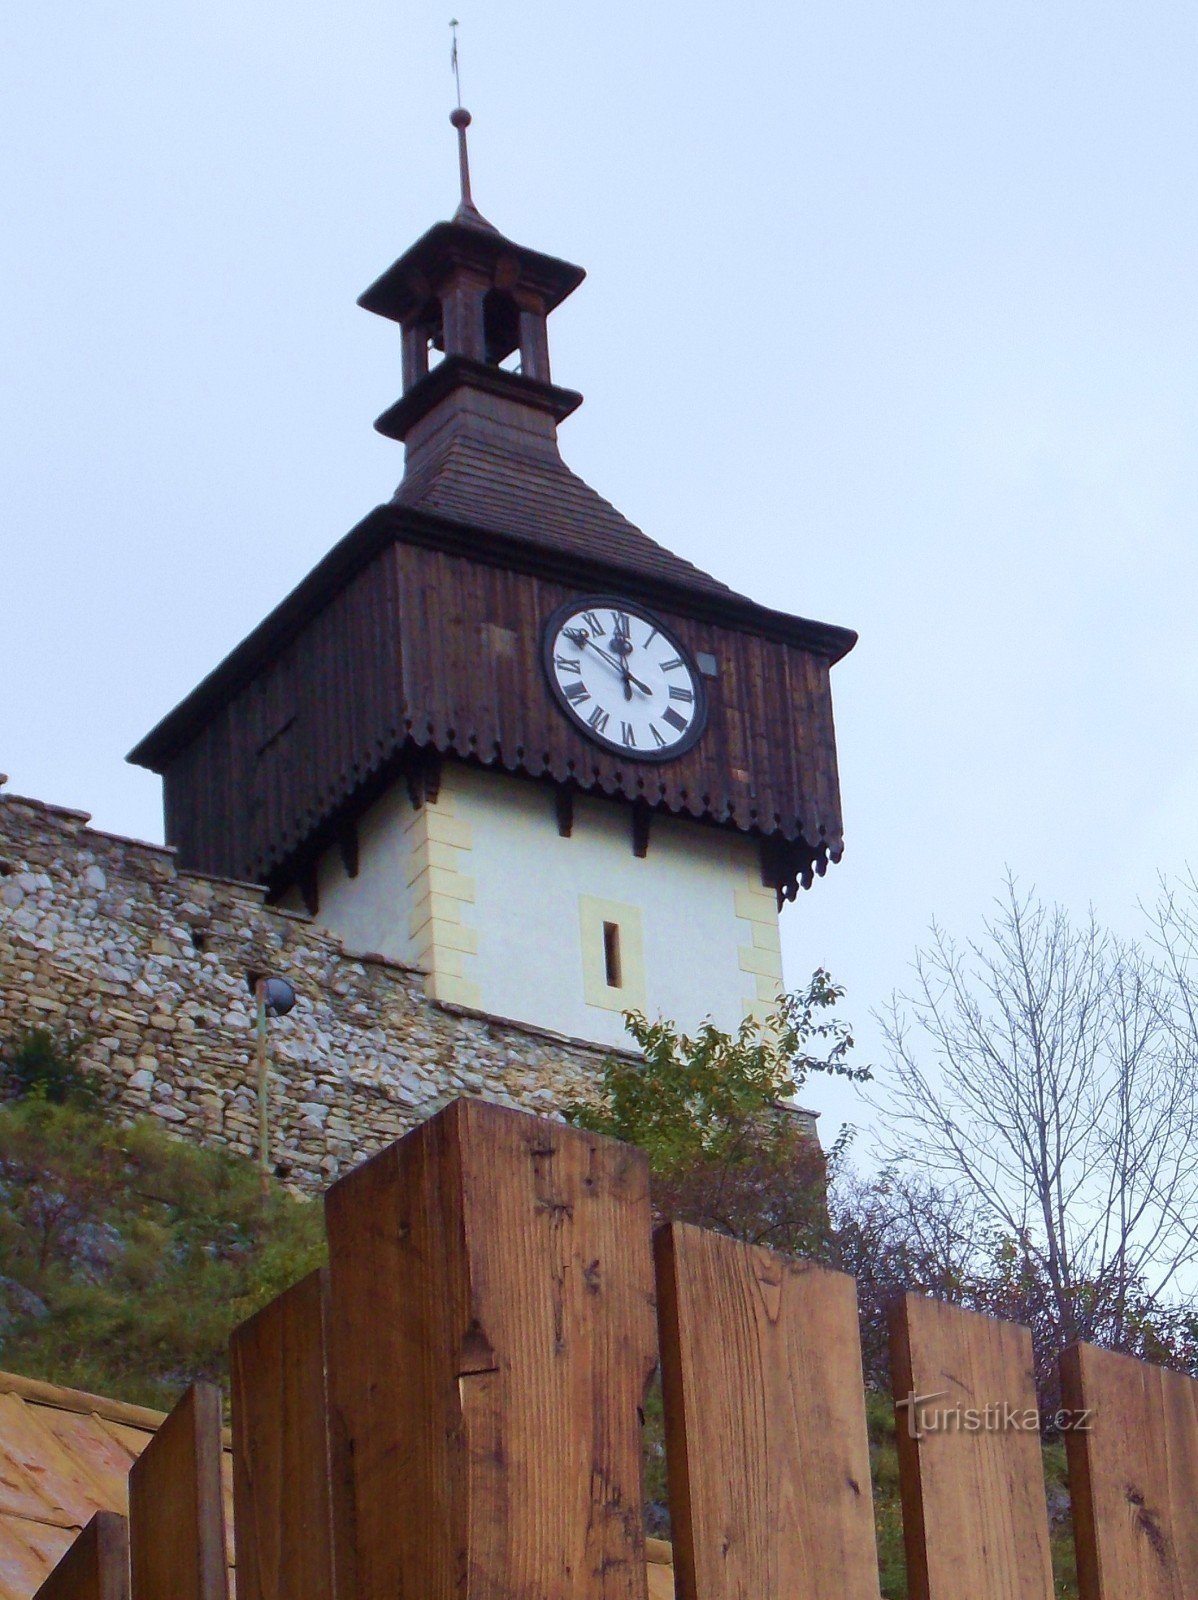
5,2,1197,1145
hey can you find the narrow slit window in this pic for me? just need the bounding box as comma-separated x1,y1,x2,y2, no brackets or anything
602,921,622,989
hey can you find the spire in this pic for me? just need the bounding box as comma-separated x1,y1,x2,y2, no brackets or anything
447,21,494,231
449,106,494,231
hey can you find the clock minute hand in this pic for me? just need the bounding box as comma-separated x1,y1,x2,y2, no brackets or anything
565,631,652,695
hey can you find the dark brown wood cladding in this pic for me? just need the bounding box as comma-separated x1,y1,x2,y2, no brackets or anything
158,536,845,894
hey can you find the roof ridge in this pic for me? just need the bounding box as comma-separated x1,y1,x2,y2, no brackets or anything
0,1369,166,1433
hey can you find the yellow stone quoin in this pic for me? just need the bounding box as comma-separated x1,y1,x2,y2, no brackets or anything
734,866,783,1024
406,789,481,1010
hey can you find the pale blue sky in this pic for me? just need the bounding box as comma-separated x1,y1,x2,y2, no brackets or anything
4,3,1197,1143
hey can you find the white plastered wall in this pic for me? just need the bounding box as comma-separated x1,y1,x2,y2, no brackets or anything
304,761,785,1050
308,785,421,962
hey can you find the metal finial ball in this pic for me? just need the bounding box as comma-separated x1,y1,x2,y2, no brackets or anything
450,107,472,130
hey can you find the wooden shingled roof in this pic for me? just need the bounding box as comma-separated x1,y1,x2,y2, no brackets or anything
392,380,741,604
0,1367,675,1599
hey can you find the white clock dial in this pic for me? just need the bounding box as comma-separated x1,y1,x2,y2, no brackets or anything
543,598,707,760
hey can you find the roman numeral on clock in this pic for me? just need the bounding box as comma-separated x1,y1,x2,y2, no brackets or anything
620,722,636,747
668,685,694,702
582,610,605,636
563,682,590,704
650,723,667,747
554,654,582,674
587,705,610,735
662,706,688,733
612,611,631,639
660,656,685,672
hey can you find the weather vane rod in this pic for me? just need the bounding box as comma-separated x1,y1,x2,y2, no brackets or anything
448,18,474,209
450,17,463,108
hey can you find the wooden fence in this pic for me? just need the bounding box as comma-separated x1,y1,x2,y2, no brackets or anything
34,1097,1198,1600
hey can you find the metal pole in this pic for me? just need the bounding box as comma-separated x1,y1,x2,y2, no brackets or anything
255,977,270,1195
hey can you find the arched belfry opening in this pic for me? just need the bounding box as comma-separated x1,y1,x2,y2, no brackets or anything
483,287,521,371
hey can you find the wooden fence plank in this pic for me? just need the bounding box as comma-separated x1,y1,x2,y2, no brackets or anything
230,1269,340,1600
655,1223,879,1600
127,1384,228,1600
889,1293,1054,1600
324,1096,658,1600
34,1512,129,1600
1060,1341,1198,1598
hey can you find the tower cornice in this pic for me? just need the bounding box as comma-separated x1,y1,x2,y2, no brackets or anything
358,219,585,326
374,355,582,441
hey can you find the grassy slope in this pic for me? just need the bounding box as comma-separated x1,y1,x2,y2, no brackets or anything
0,1099,326,1410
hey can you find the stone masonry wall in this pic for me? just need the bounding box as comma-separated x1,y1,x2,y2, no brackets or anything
0,788,613,1192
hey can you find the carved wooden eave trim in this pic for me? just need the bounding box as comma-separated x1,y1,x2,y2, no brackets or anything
129,503,855,775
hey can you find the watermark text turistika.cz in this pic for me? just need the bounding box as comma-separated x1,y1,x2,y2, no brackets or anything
895,1390,1093,1441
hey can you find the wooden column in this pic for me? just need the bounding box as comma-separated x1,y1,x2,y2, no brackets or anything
324,1096,658,1600
518,306,551,382
1061,1341,1198,1597
34,1512,129,1600
401,322,430,389
655,1224,879,1600
440,272,487,362
889,1294,1054,1600
128,1384,228,1600
230,1270,342,1600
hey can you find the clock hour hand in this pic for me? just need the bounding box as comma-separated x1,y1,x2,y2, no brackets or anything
564,630,652,695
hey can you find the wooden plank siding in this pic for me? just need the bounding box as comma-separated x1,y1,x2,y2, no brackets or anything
32,1514,128,1600
1061,1341,1198,1598
32,1100,1198,1600
153,528,845,897
127,1386,228,1600
654,1225,879,1600
889,1294,1055,1600
229,1272,340,1600
323,1097,658,1600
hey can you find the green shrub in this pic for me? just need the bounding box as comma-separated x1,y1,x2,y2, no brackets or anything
1,1025,99,1106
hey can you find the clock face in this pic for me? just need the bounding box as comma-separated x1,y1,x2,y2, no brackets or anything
542,597,707,760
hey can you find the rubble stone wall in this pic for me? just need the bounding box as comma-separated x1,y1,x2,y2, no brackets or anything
0,789,612,1192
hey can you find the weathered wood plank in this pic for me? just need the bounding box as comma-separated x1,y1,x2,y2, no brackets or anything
230,1269,340,1600
1061,1341,1198,1598
889,1293,1054,1600
655,1223,879,1600
324,1096,658,1600
127,1384,227,1600
33,1512,129,1600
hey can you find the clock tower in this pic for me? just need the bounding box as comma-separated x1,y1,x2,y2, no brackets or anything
129,112,856,1052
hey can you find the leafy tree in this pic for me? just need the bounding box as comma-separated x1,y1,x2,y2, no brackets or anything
567,976,868,1537
566,971,869,1257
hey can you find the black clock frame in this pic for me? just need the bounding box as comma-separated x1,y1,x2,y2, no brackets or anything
540,594,709,762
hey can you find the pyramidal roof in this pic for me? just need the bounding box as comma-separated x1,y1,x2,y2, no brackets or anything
392,393,740,603
358,105,752,610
